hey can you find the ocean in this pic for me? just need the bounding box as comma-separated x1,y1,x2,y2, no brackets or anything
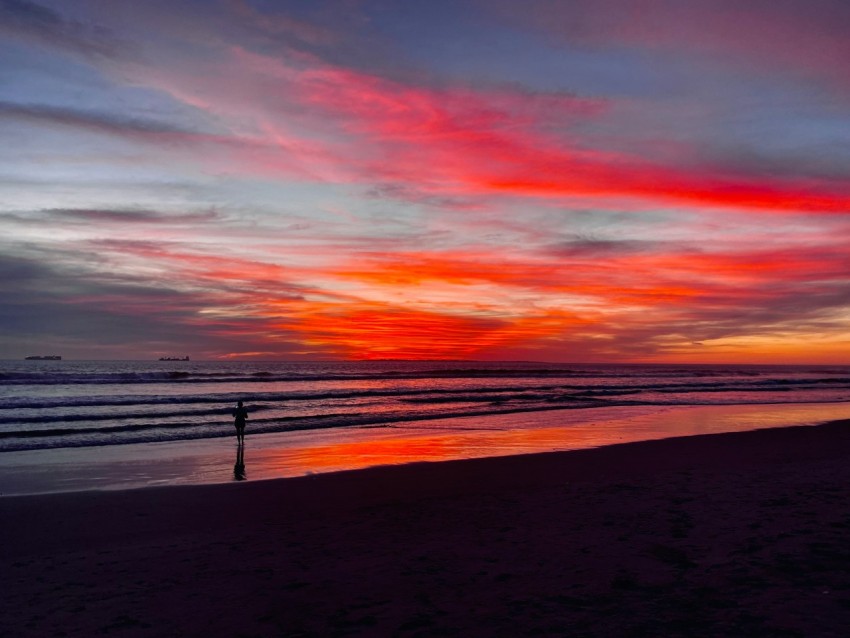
2,360,849,453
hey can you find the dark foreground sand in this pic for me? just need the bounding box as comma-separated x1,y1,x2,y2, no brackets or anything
3,421,850,637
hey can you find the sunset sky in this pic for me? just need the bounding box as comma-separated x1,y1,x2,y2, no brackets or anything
2,0,850,362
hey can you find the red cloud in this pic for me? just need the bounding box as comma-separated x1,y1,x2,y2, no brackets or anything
224,48,850,213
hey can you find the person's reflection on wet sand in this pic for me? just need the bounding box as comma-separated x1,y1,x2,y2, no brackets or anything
234,444,246,481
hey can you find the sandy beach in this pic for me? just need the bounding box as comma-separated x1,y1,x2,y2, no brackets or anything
2,419,850,636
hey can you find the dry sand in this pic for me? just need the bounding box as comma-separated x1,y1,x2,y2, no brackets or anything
2,420,850,637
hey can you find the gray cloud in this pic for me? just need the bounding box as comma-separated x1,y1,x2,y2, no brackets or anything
0,250,224,358
40,208,222,224
700,143,850,184
365,182,485,211
0,101,199,137
546,237,661,259
0,0,121,58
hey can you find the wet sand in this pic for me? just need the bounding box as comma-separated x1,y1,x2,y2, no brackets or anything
2,420,850,636
5,402,850,496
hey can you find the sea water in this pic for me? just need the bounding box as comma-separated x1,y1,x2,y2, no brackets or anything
2,360,849,452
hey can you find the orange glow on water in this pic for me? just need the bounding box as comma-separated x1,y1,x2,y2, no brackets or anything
269,420,620,474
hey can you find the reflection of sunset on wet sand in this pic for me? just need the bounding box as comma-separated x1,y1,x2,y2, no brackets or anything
253,403,850,479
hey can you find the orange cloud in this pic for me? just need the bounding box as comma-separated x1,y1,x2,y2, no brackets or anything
270,298,591,360
65,206,850,362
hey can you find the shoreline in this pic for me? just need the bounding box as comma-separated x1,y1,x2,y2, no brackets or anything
2,418,850,635
3,401,850,496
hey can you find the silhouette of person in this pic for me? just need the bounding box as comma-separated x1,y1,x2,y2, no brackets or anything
232,400,248,445
234,444,246,480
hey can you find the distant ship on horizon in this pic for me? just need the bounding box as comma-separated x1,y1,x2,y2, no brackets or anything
158,356,190,361
25,355,62,360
